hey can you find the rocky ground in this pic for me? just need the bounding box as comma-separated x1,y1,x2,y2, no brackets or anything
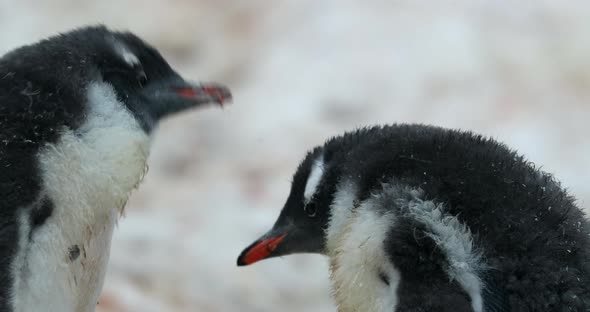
1,1,589,311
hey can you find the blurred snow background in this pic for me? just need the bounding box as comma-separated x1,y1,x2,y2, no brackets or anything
1,1,590,311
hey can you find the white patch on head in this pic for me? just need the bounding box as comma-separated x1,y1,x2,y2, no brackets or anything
10,82,150,312
327,193,400,312
303,156,325,204
112,40,140,67
404,195,484,312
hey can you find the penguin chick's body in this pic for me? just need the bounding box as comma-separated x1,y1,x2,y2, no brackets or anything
0,26,230,312
238,124,590,312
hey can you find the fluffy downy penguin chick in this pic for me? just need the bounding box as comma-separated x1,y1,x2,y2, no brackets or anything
237,124,590,312
0,26,231,312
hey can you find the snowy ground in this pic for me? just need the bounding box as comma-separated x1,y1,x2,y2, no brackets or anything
1,1,590,311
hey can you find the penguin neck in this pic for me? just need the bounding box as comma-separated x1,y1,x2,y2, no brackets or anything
325,181,485,312
326,180,400,312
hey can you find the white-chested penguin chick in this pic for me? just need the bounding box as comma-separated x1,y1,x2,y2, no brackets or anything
0,26,231,312
237,124,590,312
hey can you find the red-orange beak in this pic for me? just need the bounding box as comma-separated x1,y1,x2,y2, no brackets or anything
237,233,288,266
140,78,232,123
173,83,232,107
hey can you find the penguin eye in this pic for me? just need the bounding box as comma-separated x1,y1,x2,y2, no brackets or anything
304,202,317,217
137,70,148,87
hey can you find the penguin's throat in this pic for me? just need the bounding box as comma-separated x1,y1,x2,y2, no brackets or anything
327,204,400,312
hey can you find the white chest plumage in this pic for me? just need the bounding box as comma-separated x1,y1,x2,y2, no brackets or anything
326,183,400,312
11,82,150,312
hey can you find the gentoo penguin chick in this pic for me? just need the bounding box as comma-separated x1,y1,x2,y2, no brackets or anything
238,124,590,312
0,26,231,312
